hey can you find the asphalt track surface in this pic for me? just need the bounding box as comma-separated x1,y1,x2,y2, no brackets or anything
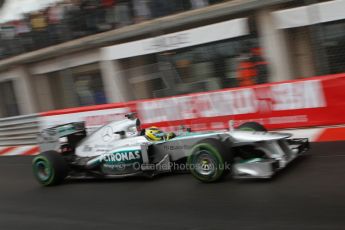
0,142,345,230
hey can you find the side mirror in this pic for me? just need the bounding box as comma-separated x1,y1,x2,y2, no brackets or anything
115,131,126,138
125,112,137,120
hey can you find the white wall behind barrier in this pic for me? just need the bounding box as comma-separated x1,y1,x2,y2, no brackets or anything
273,0,345,29
30,49,101,75
101,18,249,61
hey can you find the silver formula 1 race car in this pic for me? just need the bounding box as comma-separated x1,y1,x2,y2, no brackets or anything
32,113,309,186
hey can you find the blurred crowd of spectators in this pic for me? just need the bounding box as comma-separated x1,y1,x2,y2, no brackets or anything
0,0,224,60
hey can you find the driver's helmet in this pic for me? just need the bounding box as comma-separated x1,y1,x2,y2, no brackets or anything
145,127,165,141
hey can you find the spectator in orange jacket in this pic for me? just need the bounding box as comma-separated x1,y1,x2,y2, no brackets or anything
236,44,257,87
236,43,270,87
251,47,269,84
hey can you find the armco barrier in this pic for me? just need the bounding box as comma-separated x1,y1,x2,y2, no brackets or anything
0,114,40,156
0,114,39,146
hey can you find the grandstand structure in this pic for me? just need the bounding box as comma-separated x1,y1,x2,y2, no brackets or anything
0,0,344,118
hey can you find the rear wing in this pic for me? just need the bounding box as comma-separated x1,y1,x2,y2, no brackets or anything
42,122,86,138
38,122,86,153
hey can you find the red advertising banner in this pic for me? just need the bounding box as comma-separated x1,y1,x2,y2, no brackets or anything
40,73,345,131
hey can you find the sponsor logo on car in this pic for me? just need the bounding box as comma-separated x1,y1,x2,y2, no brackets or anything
100,150,142,164
101,126,114,142
163,145,192,151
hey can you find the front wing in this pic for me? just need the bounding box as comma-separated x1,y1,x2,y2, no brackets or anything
232,138,309,179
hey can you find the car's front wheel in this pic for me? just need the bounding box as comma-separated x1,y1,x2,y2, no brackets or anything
32,151,69,186
188,139,233,183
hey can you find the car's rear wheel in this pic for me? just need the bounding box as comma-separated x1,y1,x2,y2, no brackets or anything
238,122,267,132
32,151,69,186
188,139,233,183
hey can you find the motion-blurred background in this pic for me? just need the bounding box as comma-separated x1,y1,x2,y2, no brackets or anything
0,0,344,117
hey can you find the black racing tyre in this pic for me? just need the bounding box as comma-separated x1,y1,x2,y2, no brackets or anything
238,122,267,132
32,151,69,186
187,138,233,183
